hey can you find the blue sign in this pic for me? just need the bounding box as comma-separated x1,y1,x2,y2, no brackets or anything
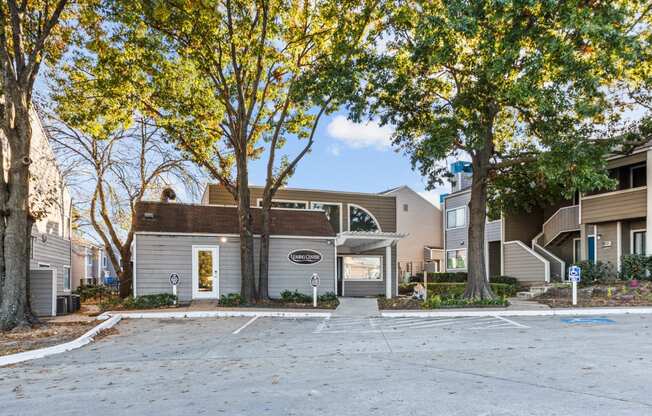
561,317,615,325
568,265,581,282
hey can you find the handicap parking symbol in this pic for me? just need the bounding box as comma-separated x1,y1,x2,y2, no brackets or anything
561,317,615,325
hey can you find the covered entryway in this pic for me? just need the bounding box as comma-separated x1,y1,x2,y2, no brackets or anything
335,231,406,298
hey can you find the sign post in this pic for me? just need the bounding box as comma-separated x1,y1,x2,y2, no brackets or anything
568,266,581,306
169,273,180,305
423,270,428,300
310,273,320,308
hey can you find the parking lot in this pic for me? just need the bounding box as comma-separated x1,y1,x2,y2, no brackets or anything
2,314,652,415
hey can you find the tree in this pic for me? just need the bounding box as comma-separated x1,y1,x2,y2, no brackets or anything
94,0,379,302
46,111,200,298
0,0,72,329
358,0,642,299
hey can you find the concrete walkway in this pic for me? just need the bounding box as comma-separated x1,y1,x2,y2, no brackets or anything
333,297,379,317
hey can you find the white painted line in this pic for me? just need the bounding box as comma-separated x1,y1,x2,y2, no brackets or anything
382,306,652,318
0,315,122,367
494,315,530,328
100,310,332,320
232,316,259,334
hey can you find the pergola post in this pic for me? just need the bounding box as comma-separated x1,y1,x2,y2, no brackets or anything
385,245,392,299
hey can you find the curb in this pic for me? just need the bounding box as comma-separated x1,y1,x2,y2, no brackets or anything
381,307,652,318
98,310,332,320
0,315,122,367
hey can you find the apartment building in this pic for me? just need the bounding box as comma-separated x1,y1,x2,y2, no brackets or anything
9,107,74,316
443,146,652,284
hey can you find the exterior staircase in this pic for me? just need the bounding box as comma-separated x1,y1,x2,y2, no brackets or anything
530,205,580,282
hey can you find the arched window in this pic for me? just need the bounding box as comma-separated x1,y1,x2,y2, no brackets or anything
348,204,381,232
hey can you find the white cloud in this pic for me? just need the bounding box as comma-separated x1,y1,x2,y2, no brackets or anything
326,115,393,150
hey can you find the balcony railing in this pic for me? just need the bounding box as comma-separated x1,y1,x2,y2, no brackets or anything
541,205,580,246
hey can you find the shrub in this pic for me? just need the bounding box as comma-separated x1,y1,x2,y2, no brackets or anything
399,282,517,298
409,272,468,283
490,276,519,286
122,293,177,309
318,292,338,302
575,261,616,285
280,289,312,303
422,294,508,309
219,293,243,306
74,284,113,301
620,255,649,281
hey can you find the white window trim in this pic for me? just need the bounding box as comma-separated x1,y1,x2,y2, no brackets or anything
445,248,467,271
255,198,309,210
572,238,582,263
630,229,646,255
630,164,646,188
309,201,343,233
63,265,71,292
346,203,382,232
341,254,384,282
445,206,467,230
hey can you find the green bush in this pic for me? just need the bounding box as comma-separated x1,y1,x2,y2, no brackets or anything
422,294,508,309
410,272,468,283
489,276,519,286
219,293,243,306
280,290,313,303
74,284,113,301
122,293,177,309
575,261,616,284
400,282,517,298
318,292,338,302
620,255,649,281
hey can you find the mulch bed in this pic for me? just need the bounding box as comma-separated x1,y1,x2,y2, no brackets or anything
0,322,98,357
214,299,339,310
536,281,652,308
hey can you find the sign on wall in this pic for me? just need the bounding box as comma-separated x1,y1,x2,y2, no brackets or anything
288,249,323,265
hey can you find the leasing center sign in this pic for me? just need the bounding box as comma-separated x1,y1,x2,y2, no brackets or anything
288,249,323,265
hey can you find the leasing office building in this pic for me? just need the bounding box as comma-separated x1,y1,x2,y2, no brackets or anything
443,146,652,284
132,185,413,301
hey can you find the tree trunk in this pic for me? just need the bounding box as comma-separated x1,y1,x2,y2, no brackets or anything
236,155,257,303
464,141,496,300
118,248,132,298
0,101,35,329
258,200,271,300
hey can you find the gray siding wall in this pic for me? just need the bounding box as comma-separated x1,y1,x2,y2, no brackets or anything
135,233,336,302
503,242,547,283
444,191,502,271
30,232,71,295
582,188,646,224
30,269,56,316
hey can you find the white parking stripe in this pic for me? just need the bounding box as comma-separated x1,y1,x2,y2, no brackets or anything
493,315,530,328
232,316,260,334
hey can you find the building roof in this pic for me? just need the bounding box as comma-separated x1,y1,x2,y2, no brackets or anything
135,201,336,237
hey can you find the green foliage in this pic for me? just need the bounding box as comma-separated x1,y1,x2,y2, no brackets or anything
575,261,617,285
401,282,516,298
422,295,508,309
280,290,313,303
74,284,114,301
318,292,338,302
101,293,177,311
620,255,652,281
490,276,520,286
410,272,468,283
219,293,244,307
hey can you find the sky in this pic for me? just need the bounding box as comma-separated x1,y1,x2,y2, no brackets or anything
244,112,448,207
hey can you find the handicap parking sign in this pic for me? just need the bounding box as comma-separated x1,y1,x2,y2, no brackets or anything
568,265,581,283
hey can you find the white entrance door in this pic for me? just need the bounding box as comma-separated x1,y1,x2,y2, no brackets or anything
192,246,219,299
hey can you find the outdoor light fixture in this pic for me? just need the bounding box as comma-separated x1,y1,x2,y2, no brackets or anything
220,237,228,243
